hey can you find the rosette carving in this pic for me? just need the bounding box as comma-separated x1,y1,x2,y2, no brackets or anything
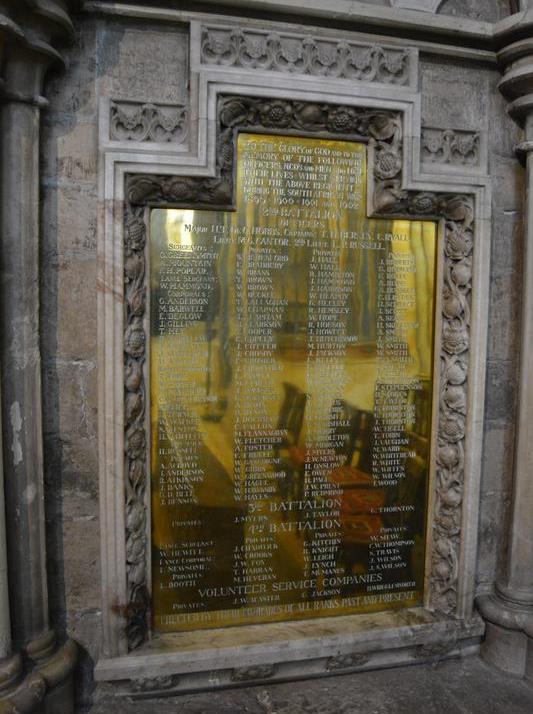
124,205,150,650
126,97,404,209
123,94,474,647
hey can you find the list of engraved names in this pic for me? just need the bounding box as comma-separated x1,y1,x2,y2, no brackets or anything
150,133,437,632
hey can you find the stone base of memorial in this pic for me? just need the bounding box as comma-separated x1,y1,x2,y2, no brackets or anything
95,612,482,694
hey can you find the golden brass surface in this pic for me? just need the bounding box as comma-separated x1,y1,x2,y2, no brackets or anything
150,133,437,632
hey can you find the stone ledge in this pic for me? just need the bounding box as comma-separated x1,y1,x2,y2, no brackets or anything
95,609,484,697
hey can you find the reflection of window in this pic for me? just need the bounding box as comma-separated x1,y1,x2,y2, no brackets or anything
165,209,196,251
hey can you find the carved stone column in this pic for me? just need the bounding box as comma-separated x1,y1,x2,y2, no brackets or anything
477,17,533,681
0,2,78,711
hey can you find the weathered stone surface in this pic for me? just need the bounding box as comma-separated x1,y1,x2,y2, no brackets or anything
438,0,511,21
421,59,489,128
487,267,522,362
41,186,98,261
485,361,518,422
96,18,189,104
45,17,98,121
491,159,525,212
42,260,98,361
480,422,516,497
476,490,512,593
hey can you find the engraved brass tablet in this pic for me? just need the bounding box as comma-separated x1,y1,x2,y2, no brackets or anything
150,133,437,632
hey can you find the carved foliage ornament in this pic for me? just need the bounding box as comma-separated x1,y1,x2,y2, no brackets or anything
111,101,188,143
127,98,403,208
201,27,412,86
124,205,150,650
123,95,473,649
422,128,480,166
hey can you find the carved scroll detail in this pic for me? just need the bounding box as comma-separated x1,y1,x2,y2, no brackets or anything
111,101,188,143
123,95,472,648
201,26,414,87
421,128,480,166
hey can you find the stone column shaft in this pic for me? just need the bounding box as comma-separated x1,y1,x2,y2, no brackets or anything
0,5,77,711
0,61,50,649
0,379,11,660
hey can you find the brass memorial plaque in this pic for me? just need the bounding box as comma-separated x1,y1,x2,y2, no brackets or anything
150,133,437,632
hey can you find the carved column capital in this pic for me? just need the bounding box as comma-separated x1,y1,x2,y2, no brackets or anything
496,11,533,129
0,0,75,104
499,42,533,126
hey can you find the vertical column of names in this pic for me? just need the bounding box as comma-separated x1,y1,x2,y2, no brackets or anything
154,242,218,601
371,247,418,581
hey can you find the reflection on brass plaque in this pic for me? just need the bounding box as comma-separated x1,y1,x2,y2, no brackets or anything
150,133,437,632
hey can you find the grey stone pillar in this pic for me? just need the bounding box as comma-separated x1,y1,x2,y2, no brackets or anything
1,46,51,654
0,2,78,711
477,24,533,681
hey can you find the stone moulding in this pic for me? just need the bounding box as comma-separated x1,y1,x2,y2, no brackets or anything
421,127,480,167
200,25,416,88
110,100,189,143
123,94,474,651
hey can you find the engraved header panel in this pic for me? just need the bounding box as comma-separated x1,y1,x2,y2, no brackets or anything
150,133,437,632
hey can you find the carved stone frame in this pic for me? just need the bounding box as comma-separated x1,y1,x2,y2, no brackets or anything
122,94,475,653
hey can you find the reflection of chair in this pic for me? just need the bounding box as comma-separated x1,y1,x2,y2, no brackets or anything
275,383,307,504
332,401,374,468
408,378,432,435
326,402,386,574
278,383,307,448
329,403,375,487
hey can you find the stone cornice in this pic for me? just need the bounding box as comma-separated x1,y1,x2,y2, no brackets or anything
83,0,497,57
82,0,533,67
0,1,75,103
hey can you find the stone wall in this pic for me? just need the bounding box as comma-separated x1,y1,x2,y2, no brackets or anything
41,14,99,705
419,55,524,593
41,13,190,704
40,6,522,707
